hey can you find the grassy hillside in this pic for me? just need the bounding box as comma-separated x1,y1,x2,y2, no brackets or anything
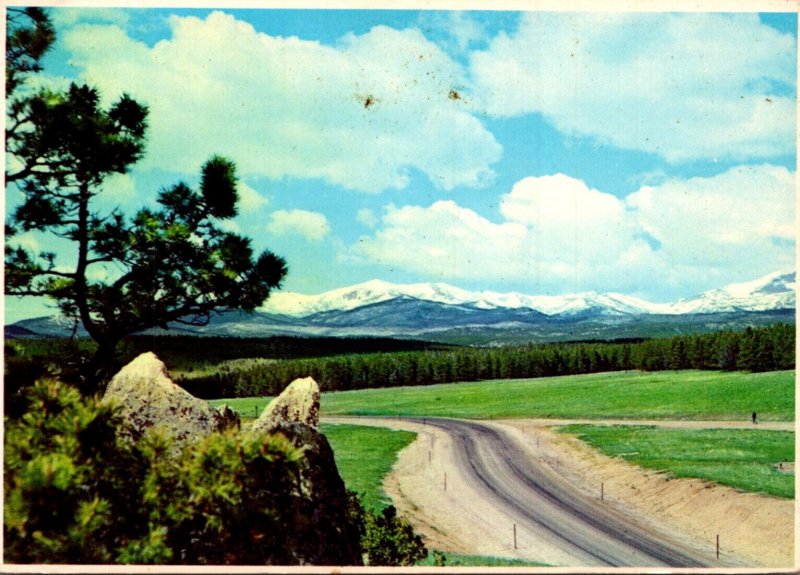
319,370,795,422
210,370,794,504
560,425,794,498
322,423,416,512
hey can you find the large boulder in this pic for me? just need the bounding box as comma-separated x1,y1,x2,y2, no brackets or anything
249,376,362,565
103,352,239,450
251,376,320,434
266,421,363,565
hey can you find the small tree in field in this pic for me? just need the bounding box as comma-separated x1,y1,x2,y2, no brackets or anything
5,9,287,390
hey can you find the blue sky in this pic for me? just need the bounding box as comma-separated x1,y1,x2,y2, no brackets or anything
5,6,797,322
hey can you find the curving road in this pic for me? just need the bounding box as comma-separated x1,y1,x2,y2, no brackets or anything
350,416,745,568
422,418,716,567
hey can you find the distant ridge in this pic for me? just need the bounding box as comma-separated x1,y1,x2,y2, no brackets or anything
7,271,795,345
261,270,796,317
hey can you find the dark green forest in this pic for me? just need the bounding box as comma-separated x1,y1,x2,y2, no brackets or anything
174,324,794,398
6,324,793,402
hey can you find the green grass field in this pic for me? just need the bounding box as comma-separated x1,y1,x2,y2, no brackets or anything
321,423,416,512
211,371,795,567
319,370,794,421
417,552,547,567
210,369,795,505
560,425,795,498
211,396,272,420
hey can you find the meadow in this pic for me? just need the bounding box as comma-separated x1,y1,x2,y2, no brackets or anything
560,425,795,498
320,369,794,421
321,423,416,512
210,369,794,501
212,369,795,422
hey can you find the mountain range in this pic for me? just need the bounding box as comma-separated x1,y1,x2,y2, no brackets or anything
7,271,796,345
262,270,796,317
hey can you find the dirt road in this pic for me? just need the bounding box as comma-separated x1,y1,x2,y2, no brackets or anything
327,416,793,568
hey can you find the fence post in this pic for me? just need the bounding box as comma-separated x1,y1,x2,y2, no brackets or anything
716,534,719,559
513,523,517,550
601,482,604,501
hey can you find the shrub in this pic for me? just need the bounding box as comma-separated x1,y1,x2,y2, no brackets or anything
359,504,427,566
3,378,357,564
4,378,145,562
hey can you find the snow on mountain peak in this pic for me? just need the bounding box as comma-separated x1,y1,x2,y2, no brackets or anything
261,271,795,318
721,270,795,298
670,271,796,314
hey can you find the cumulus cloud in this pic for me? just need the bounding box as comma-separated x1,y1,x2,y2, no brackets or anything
267,209,331,242
237,182,269,212
62,11,501,193
420,11,488,53
470,12,796,163
99,173,137,204
51,7,131,28
626,164,795,266
357,208,378,228
8,232,41,253
351,165,795,297
354,201,527,281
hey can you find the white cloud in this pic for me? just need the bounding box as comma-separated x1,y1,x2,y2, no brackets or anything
266,209,331,242
500,174,624,226
350,165,795,297
471,12,795,163
357,208,378,228
8,232,41,253
420,11,488,53
626,164,795,267
51,7,130,29
62,12,501,193
99,173,137,204
238,181,269,212
353,201,527,282
217,219,241,234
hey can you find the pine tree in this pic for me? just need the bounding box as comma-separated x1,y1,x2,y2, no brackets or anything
5,11,287,390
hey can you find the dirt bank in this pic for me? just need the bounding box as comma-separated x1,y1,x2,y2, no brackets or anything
502,419,794,568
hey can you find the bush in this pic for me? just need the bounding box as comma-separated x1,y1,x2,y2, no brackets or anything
4,378,145,562
4,378,350,564
360,504,427,566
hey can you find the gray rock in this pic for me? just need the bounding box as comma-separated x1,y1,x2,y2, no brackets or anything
268,421,363,566
103,352,239,450
249,376,362,565
251,376,320,434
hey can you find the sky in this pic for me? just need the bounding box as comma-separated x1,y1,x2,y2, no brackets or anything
4,4,798,322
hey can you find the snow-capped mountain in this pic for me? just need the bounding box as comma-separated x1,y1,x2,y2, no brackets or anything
8,271,795,344
261,279,665,317
261,271,795,318
670,270,796,314
261,279,479,316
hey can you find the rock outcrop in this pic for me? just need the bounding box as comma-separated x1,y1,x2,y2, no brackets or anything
251,376,320,434
103,358,361,565
250,376,362,565
103,352,239,450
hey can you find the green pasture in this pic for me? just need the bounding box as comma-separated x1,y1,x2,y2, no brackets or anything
560,425,795,498
209,370,795,507
211,396,272,420
418,552,547,567
319,370,794,422
321,423,416,512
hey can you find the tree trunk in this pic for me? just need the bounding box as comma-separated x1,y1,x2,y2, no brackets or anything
85,337,121,396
